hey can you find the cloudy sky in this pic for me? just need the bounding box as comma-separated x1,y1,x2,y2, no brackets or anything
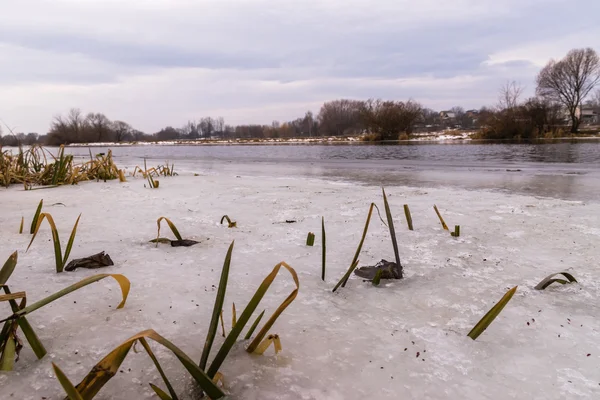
0,0,598,134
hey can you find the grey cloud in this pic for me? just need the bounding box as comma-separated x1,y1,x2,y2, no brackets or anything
0,0,599,133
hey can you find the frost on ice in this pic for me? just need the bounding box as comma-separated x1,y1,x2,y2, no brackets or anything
0,163,599,400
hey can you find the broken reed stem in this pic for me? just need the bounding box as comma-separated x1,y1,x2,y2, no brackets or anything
451,225,460,237
321,216,326,281
403,204,413,230
433,205,449,230
306,232,315,246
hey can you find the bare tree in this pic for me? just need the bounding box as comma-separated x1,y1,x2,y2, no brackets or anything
317,99,364,136
498,81,524,111
360,99,423,140
536,48,600,132
111,121,133,142
86,112,111,142
591,88,600,107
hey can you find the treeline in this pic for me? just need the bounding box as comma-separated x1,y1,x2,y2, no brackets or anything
1,48,598,145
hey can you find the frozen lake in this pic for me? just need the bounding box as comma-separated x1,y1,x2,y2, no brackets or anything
1,141,599,399
56,141,600,202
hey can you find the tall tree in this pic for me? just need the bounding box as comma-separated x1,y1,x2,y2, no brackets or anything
111,121,133,142
317,99,364,136
86,112,111,142
360,99,423,140
536,48,600,132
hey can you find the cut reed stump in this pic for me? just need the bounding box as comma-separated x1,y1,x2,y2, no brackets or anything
65,251,114,271
354,259,402,281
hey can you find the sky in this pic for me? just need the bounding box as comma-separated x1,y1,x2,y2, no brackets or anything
0,0,598,134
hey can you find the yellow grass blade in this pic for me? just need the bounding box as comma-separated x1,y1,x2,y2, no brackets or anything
71,329,224,400
219,309,226,337
156,217,183,245
246,262,299,353
232,302,237,328
252,334,282,355
52,362,84,400
19,217,24,234
11,274,130,319
149,383,173,400
0,291,26,302
403,204,413,230
433,205,449,230
467,286,517,340
118,169,126,182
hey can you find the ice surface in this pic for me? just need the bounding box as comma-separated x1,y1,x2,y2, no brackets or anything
0,162,599,399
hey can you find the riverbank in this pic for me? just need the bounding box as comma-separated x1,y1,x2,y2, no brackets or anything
1,168,598,399
60,129,600,147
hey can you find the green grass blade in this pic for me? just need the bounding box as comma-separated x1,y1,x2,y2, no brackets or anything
0,251,18,285
52,362,84,400
207,262,299,377
199,242,234,371
321,217,326,281
403,204,413,230
2,286,47,359
0,320,11,354
534,272,578,290
17,316,47,359
139,338,179,400
244,310,265,340
382,188,401,274
333,203,376,292
306,232,315,246
467,286,517,340
62,213,82,269
13,274,130,318
0,330,16,371
246,263,299,353
220,215,236,228
372,269,383,286
30,199,43,234
332,259,360,293
27,213,63,273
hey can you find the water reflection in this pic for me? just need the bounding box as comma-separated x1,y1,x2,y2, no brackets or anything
6,142,599,201
54,140,600,165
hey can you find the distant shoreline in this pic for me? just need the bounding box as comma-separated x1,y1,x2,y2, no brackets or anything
63,132,600,147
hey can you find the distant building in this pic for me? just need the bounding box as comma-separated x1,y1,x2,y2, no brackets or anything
439,111,456,120
579,107,598,124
